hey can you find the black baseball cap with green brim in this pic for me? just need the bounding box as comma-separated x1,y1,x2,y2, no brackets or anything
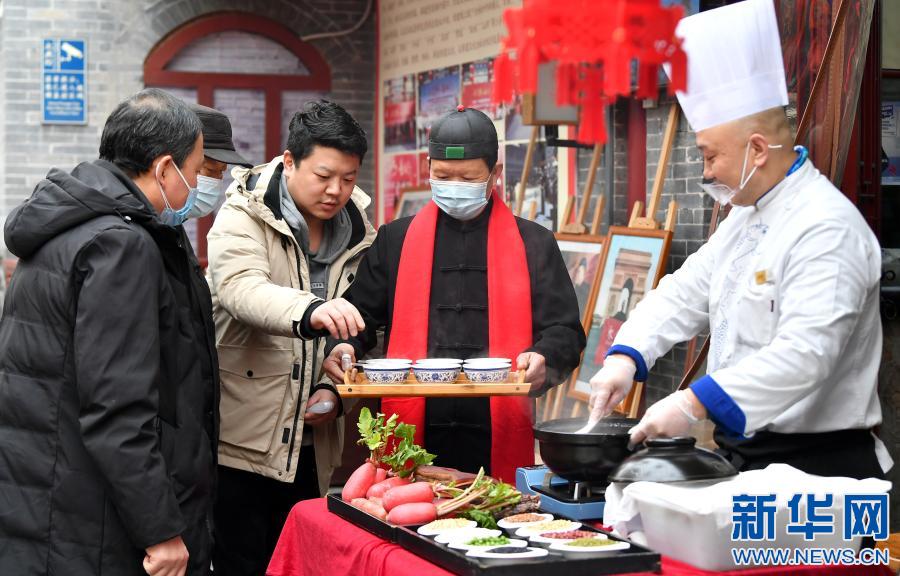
428,105,498,162
188,102,253,168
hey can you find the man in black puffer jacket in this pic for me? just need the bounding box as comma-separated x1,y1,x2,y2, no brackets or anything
0,89,218,576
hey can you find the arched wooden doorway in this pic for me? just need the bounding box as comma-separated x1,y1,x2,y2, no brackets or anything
144,11,331,264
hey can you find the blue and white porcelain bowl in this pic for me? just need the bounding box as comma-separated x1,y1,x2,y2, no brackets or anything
463,357,511,368
414,358,463,367
413,363,461,383
363,365,410,383
464,366,510,383
365,358,412,367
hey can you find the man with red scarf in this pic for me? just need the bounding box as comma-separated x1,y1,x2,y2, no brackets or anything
323,106,585,482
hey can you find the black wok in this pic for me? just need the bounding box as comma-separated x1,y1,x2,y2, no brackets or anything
533,417,638,483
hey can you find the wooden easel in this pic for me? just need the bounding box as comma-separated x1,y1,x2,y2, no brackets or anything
514,126,541,216
539,141,606,422
559,142,605,235
566,103,681,421
629,104,680,232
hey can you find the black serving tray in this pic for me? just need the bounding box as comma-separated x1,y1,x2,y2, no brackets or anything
395,523,661,576
326,494,660,575
326,493,398,542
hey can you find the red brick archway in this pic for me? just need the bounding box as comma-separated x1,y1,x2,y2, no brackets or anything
144,11,332,264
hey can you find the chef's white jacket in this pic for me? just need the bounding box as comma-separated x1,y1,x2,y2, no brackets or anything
609,159,889,469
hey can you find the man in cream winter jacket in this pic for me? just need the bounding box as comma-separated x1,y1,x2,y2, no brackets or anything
207,100,375,575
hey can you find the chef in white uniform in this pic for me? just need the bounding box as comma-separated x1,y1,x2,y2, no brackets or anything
588,0,891,479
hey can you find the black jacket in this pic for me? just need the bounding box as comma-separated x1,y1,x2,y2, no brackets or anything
0,160,219,575
327,200,585,472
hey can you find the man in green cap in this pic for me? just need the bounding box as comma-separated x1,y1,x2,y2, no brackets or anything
323,106,585,481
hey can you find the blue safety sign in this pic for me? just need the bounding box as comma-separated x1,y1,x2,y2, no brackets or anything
42,38,87,125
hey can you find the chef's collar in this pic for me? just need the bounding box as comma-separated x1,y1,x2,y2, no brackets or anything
753,145,808,211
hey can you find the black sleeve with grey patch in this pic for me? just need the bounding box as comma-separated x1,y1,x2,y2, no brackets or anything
294,300,329,339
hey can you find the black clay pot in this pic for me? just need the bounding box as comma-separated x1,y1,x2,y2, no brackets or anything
533,417,639,483
608,436,737,484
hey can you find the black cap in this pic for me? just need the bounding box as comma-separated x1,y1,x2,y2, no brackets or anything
428,105,498,161
189,103,253,167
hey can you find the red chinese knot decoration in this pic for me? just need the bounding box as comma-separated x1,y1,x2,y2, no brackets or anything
493,0,688,144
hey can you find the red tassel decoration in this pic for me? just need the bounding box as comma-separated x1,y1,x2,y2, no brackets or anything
492,0,687,144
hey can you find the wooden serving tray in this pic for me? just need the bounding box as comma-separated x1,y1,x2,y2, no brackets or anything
337,369,530,398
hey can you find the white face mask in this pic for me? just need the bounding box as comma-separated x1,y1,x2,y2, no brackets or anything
187,175,226,219
429,178,490,220
699,140,783,205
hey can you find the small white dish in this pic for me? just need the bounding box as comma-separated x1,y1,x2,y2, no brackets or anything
433,527,501,544
548,539,631,557
448,538,527,552
416,519,476,536
528,530,607,547
466,546,549,559
496,513,554,533
515,520,581,537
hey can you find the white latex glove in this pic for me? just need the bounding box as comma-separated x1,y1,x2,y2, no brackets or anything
587,355,637,421
628,389,701,446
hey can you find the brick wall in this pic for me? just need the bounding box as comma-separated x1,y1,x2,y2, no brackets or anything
642,96,710,405
0,0,376,251
567,95,707,412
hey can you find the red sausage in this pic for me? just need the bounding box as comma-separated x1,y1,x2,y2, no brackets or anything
387,502,438,526
351,497,387,520
342,462,377,502
374,467,388,484
382,482,435,512
366,476,411,499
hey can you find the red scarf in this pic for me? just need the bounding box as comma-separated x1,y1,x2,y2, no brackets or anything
381,192,534,483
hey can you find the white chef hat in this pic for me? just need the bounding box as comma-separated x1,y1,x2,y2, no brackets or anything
669,0,789,132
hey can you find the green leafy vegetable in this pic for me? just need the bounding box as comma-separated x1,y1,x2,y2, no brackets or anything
356,408,435,477
381,422,436,478
459,509,498,530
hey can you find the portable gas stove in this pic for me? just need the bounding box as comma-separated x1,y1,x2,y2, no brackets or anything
515,465,607,520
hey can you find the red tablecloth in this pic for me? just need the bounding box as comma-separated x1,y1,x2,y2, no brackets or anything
267,498,891,576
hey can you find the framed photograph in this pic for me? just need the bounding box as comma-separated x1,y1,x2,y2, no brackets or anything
555,233,604,320
504,142,558,230
568,226,673,402
504,94,532,142
393,188,432,221
522,62,579,126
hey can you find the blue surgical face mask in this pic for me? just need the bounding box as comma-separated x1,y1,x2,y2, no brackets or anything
186,174,226,219
156,160,198,227
430,178,490,221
